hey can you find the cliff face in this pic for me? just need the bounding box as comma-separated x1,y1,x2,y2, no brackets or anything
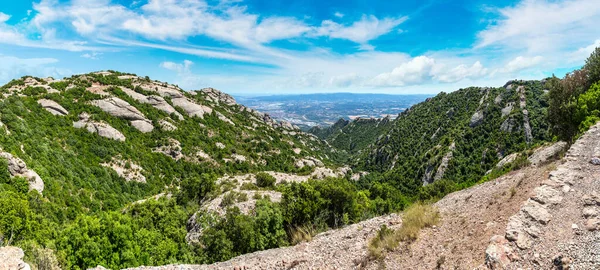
126,123,600,270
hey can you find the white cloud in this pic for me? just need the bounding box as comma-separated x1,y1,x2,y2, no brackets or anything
570,39,600,62
160,60,194,73
81,52,102,60
315,15,408,45
334,12,344,18
502,56,544,73
477,0,600,54
436,61,488,83
0,12,10,23
370,56,436,87
0,55,71,85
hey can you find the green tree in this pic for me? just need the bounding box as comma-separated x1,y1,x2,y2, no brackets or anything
585,47,600,85
255,172,276,188
0,191,31,245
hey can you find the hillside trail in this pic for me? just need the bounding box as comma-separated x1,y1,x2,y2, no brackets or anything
126,124,600,270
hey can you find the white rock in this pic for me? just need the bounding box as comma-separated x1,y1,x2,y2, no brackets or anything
37,99,68,116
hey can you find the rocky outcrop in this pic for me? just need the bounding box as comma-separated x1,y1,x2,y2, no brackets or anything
153,138,182,160
483,123,600,269
527,141,568,166
121,87,184,120
500,117,516,132
0,246,31,270
433,142,455,182
294,157,324,168
90,97,153,133
517,86,533,144
171,97,213,118
501,103,514,117
101,157,146,183
496,152,519,168
37,99,68,116
158,119,177,131
0,152,44,193
470,110,484,127
73,113,126,141
200,88,236,105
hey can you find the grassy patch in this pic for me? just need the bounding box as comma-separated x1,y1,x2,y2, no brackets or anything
367,203,440,259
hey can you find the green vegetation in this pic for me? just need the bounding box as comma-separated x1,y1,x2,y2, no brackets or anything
255,172,276,188
368,203,439,259
2,45,600,269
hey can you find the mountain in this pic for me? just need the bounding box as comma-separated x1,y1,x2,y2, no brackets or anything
2,49,600,269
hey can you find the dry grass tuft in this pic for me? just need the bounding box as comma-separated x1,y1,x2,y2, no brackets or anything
368,203,440,259
289,225,317,245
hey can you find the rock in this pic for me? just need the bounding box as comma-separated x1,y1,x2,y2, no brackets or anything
485,235,516,269
171,97,213,118
501,103,514,117
231,154,247,163
528,142,568,166
496,153,519,168
88,266,109,270
0,152,44,193
552,255,573,270
516,233,532,250
91,97,147,121
158,119,177,131
121,87,184,120
153,138,182,160
201,87,237,105
500,118,516,132
0,246,31,270
37,99,68,116
531,185,562,205
215,142,225,149
582,207,599,218
584,218,600,231
91,97,154,132
74,113,126,141
522,200,551,224
582,194,600,206
101,157,146,183
216,111,235,125
469,110,484,127
131,120,154,133
505,215,524,241
591,157,600,165
572,223,579,230
434,143,455,182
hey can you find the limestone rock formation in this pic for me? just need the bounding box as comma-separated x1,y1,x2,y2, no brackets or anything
200,87,237,105
527,141,568,166
158,119,177,131
73,113,126,141
0,247,31,270
90,97,154,133
121,87,184,120
153,138,183,160
0,152,44,193
37,99,68,116
101,157,146,183
171,97,213,118
470,110,484,127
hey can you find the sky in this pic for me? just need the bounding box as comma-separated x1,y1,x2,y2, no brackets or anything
0,0,599,95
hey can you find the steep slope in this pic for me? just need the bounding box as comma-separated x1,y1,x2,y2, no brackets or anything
0,71,340,269
353,81,551,194
309,116,394,157
124,134,581,270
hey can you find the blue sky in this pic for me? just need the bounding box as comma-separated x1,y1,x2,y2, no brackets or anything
0,0,599,95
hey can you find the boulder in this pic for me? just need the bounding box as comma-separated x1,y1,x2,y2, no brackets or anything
74,113,126,141
91,97,146,121
171,97,213,118
0,246,31,270
131,120,154,133
91,97,154,133
531,185,562,205
496,153,519,168
485,235,516,269
37,99,68,116
121,88,184,120
0,152,44,194
522,200,551,224
528,142,568,166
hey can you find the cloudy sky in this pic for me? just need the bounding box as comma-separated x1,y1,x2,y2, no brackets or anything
0,0,599,95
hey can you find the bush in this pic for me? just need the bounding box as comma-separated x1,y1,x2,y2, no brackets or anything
255,172,276,188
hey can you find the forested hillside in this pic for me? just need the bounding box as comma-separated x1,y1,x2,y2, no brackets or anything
3,47,600,270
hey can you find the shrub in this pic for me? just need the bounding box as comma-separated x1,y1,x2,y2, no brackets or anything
255,172,276,188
